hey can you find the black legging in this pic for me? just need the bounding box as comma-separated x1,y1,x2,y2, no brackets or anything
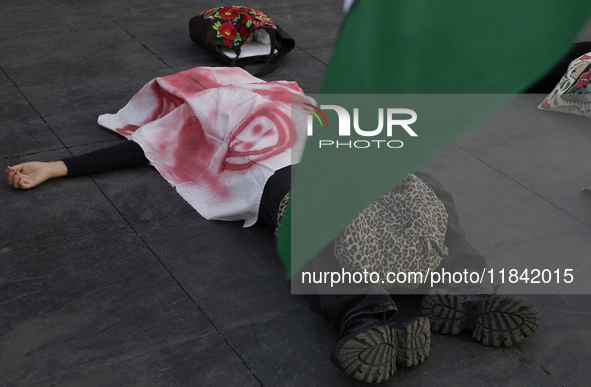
62,141,290,229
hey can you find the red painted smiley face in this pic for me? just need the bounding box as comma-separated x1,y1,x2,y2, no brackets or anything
222,107,293,171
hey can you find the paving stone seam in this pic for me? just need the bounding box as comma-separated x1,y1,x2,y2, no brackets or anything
297,48,330,67
69,138,127,149
49,166,267,385
126,208,198,226
87,2,177,72
0,224,131,254
0,66,69,157
457,146,591,229
126,223,266,387
216,304,312,332
514,344,567,387
432,146,467,159
82,182,268,387
455,126,569,153
2,147,66,160
55,332,221,371
124,30,175,70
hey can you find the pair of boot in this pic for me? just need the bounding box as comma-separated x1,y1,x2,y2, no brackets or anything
331,288,541,383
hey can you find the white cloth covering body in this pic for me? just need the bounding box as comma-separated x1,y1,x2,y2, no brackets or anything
98,66,309,226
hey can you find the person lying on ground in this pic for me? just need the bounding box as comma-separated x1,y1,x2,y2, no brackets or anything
6,59,562,382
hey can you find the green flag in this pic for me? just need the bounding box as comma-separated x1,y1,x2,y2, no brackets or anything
278,0,591,277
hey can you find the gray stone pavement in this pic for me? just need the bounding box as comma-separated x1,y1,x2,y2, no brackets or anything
1,1,590,386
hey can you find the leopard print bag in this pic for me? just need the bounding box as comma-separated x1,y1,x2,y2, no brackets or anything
334,174,449,290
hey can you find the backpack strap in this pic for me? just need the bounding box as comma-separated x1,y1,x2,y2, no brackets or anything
229,46,242,67
253,28,279,77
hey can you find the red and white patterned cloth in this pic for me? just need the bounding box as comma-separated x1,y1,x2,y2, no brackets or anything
98,67,310,226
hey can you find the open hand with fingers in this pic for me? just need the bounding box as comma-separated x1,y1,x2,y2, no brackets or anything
5,161,68,189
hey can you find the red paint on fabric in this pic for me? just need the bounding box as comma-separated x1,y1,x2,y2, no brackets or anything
162,71,211,96
240,141,255,150
149,81,184,122
541,100,551,109
159,111,230,198
105,67,305,216
163,67,240,94
222,107,291,171
116,124,140,137
251,86,295,106
251,125,263,135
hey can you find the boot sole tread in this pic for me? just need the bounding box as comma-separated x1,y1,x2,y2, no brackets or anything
421,293,540,347
335,317,431,383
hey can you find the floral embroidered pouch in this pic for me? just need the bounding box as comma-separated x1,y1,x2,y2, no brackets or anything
190,6,295,77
